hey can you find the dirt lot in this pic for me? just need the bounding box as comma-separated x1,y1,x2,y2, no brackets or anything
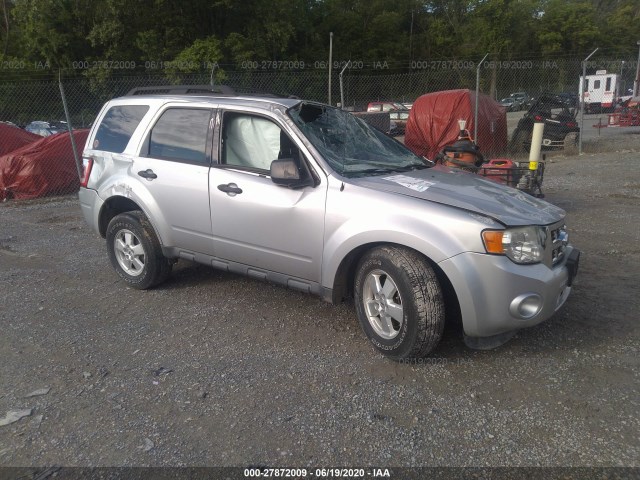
0,134,639,473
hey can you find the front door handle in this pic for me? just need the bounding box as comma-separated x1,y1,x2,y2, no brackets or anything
217,183,243,196
138,169,157,180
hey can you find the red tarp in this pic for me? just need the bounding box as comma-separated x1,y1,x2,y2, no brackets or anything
0,122,41,156
0,129,89,201
404,89,507,161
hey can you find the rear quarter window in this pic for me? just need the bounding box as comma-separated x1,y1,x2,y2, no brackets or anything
93,105,149,153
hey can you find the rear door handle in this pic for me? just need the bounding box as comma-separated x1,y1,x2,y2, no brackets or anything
138,169,157,179
217,183,243,196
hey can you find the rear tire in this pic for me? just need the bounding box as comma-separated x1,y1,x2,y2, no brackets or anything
509,128,528,154
106,211,171,289
354,246,445,360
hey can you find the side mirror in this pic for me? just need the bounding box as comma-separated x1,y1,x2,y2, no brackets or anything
270,158,303,187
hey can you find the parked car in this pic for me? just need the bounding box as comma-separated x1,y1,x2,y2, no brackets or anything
25,120,66,137
388,110,410,135
509,92,532,109
0,121,41,156
79,87,579,360
405,89,508,160
0,129,89,201
367,101,406,112
510,93,580,151
557,92,579,108
499,97,521,112
367,101,410,134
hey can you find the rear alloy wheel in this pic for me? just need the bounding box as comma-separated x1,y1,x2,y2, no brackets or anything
106,211,171,289
354,246,445,360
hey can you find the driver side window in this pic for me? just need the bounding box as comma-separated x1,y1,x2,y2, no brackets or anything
222,112,298,172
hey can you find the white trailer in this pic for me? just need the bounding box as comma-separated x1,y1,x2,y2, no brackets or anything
579,70,620,113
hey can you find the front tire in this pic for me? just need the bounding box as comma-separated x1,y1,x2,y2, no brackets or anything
354,246,445,360
106,211,171,289
563,132,578,153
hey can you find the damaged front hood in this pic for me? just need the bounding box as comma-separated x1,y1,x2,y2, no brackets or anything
350,166,565,226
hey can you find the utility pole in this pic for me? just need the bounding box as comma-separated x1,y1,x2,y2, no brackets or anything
328,32,333,105
339,61,351,110
579,48,598,155
634,40,640,97
474,53,489,142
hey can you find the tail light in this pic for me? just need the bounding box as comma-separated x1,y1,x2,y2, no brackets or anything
80,156,94,187
566,122,577,128
534,115,543,121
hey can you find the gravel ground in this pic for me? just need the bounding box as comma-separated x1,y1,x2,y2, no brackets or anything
0,134,639,472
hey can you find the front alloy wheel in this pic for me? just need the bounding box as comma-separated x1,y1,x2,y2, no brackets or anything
354,245,445,360
362,270,404,340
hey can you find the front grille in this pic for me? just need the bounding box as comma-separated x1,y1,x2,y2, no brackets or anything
549,224,568,265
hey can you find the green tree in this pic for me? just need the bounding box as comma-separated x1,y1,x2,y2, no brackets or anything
4,0,640,80
599,1,640,56
11,0,97,67
1,0,11,56
537,0,600,56
166,36,225,82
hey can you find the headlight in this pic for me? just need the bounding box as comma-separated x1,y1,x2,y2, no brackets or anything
482,226,546,264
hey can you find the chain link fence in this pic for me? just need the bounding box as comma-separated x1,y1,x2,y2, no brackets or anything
1,57,639,200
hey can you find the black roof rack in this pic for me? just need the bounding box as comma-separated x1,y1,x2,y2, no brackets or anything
126,84,236,96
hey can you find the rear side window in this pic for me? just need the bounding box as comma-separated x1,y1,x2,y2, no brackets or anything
93,105,149,153
149,108,212,164
606,77,612,91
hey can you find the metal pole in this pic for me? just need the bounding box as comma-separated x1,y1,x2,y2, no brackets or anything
474,53,489,141
579,48,598,155
59,71,82,179
339,61,350,109
210,62,216,88
328,32,333,105
634,40,640,97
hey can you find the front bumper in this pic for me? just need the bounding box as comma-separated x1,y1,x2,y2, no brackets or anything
438,246,580,338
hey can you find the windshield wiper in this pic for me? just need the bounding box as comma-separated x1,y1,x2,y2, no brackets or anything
349,163,429,176
350,167,395,176
393,163,431,171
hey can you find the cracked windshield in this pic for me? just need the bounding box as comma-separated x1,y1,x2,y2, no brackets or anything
288,102,431,177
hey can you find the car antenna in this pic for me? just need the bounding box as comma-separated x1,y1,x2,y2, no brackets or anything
58,70,82,179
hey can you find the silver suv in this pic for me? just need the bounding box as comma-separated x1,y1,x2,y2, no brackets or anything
78,87,580,360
